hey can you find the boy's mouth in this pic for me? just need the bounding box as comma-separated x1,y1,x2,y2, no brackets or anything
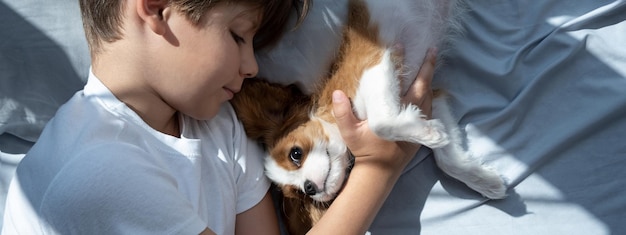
224,87,236,99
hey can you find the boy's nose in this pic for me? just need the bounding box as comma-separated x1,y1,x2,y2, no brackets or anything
241,52,258,78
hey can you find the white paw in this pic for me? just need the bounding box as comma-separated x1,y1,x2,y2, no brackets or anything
417,119,449,148
466,167,508,199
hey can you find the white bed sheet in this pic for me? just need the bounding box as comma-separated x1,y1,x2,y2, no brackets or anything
1,0,625,234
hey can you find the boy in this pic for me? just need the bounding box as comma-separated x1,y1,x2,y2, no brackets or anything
2,0,436,234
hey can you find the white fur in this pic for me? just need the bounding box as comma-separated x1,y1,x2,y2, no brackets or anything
431,96,508,198
354,50,449,148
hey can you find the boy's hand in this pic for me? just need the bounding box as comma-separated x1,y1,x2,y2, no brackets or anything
331,48,437,169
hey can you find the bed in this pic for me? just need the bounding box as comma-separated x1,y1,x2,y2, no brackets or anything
1,0,625,234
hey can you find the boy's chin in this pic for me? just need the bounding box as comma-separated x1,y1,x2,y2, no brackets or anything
186,106,220,121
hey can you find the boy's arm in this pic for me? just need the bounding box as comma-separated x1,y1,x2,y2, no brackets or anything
309,48,437,234
234,192,280,235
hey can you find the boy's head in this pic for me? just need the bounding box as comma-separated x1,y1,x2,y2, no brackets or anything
79,0,310,56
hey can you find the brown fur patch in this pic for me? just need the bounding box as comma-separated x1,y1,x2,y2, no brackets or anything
230,78,312,148
314,0,385,122
269,120,326,171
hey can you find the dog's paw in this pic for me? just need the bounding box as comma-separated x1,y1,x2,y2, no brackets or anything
417,119,449,148
466,166,508,199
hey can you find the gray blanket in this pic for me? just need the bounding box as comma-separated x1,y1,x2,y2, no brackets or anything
1,0,624,234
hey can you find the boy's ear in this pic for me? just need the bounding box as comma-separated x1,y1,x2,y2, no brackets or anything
136,0,169,35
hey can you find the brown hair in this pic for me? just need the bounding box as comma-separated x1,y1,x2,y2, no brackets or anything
78,0,310,55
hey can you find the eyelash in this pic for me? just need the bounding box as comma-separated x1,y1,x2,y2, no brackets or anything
230,31,245,44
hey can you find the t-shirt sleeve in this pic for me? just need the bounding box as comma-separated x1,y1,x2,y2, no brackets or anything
39,144,207,235
223,103,272,214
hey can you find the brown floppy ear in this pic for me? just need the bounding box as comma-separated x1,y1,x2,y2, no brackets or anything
230,78,311,147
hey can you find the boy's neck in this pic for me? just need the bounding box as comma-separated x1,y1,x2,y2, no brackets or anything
92,43,182,138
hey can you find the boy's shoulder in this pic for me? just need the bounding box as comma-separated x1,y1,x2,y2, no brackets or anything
10,141,206,234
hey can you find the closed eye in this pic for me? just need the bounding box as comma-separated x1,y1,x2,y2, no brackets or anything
230,31,245,44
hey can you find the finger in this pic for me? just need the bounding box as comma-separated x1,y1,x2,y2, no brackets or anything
331,90,359,140
403,47,437,104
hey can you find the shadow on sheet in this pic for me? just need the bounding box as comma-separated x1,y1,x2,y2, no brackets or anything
0,1,87,228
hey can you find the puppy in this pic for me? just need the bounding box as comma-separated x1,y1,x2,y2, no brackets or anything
232,0,507,234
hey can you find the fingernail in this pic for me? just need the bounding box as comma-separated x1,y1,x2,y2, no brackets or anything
332,90,345,103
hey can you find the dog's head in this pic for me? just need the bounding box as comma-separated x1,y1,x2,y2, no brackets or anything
231,78,353,202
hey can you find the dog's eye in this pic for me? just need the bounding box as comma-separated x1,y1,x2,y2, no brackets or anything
289,147,303,167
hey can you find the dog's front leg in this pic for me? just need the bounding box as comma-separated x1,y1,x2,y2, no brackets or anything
352,49,449,148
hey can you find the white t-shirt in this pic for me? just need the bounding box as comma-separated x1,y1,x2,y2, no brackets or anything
2,72,270,234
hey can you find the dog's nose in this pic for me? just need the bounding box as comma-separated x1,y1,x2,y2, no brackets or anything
303,180,319,196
